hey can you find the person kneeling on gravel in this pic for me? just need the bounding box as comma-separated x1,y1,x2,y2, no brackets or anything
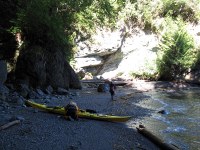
64,101,79,121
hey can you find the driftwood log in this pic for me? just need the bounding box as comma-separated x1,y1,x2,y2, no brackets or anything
136,125,179,150
81,80,128,86
0,120,20,131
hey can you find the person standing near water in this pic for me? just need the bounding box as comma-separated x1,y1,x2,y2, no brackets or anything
109,81,116,100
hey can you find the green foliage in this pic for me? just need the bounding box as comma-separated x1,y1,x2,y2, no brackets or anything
119,0,200,33
135,0,161,31
130,72,157,80
118,0,163,32
14,0,126,61
17,0,71,56
157,18,197,80
116,72,124,77
2,0,200,68
161,0,200,23
74,0,125,36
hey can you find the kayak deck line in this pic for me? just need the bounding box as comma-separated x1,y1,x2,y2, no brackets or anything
25,100,132,122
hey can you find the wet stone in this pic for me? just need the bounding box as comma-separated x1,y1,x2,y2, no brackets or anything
17,96,25,106
36,89,45,96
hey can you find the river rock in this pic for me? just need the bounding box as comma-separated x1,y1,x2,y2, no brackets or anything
97,84,109,92
57,87,69,95
0,85,9,93
0,94,6,101
44,85,54,94
158,110,167,114
0,105,4,111
6,84,15,90
0,85,9,99
36,89,45,96
17,83,30,98
0,114,12,124
184,69,200,85
77,70,86,79
10,116,25,122
28,90,42,99
0,101,10,110
17,96,25,106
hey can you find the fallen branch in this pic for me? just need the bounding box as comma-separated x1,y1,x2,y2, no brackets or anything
81,80,128,86
136,125,179,150
0,120,21,131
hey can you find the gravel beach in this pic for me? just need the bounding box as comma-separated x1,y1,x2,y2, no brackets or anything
0,82,160,150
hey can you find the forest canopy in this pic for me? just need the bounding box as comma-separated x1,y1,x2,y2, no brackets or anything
1,0,126,61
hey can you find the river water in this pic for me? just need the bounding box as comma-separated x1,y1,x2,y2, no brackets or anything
131,87,200,150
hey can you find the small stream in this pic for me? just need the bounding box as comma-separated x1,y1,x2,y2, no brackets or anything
132,87,200,150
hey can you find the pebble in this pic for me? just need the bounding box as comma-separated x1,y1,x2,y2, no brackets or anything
0,105,4,111
36,89,45,96
1,101,10,108
17,97,25,106
70,92,78,96
69,96,73,99
158,110,167,114
57,87,69,95
16,116,25,121
0,114,12,123
44,99,50,103
34,109,39,113
68,145,79,150
46,85,53,94
0,94,6,101
9,116,25,122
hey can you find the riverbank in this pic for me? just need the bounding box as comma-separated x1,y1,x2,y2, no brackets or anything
0,81,162,150
2,79,198,150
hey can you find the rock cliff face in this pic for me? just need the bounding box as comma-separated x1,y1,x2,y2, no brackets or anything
74,23,200,82
74,25,159,79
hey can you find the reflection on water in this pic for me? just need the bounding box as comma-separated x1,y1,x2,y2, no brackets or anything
163,126,187,133
131,88,200,150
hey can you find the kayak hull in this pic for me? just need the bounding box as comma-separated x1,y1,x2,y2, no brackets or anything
25,100,131,122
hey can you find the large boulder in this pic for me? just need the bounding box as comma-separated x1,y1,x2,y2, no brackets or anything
184,63,200,85
0,60,7,84
64,61,82,89
15,46,46,87
15,46,81,89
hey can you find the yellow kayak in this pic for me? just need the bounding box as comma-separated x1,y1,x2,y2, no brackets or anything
25,100,132,122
